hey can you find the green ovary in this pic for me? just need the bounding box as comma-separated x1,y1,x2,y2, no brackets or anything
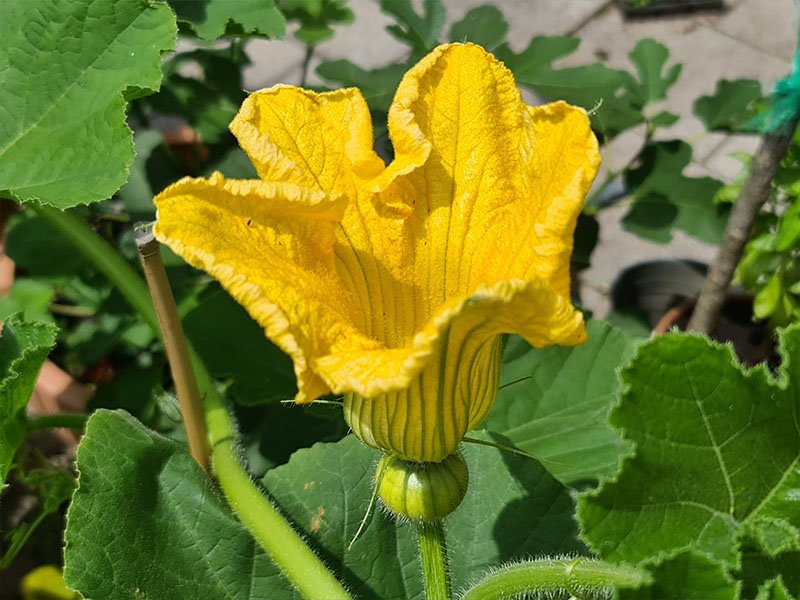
377,451,469,522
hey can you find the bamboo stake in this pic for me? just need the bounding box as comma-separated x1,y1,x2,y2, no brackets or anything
135,225,211,472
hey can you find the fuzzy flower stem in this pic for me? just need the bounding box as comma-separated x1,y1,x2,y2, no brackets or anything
461,557,651,600
418,520,452,600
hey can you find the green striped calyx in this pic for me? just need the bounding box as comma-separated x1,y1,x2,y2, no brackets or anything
377,451,469,523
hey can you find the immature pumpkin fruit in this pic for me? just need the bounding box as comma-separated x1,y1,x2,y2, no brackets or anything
377,452,469,522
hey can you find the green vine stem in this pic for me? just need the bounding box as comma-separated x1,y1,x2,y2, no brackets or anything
32,204,352,600
460,557,652,600
33,205,161,334
26,413,89,432
418,521,452,600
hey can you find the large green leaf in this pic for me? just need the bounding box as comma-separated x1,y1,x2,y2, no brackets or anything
277,0,353,45
617,551,737,600
0,0,176,207
482,320,635,486
316,61,406,115
756,578,794,600
579,325,800,567
64,411,583,599
0,314,57,486
63,410,295,599
626,38,682,104
494,36,581,80
742,551,800,599
497,38,644,137
694,79,764,132
0,279,55,323
264,430,586,599
182,286,296,405
379,0,445,57
623,141,727,243
170,0,285,40
448,6,508,51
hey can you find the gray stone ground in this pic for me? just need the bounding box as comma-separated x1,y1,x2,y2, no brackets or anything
243,0,798,317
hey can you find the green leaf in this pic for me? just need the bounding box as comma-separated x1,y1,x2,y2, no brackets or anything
627,38,682,104
277,0,353,46
0,0,177,207
264,430,586,599
380,0,445,56
649,111,680,128
572,213,600,271
0,279,55,323
617,551,737,600
448,6,508,51
739,548,800,600
117,130,181,221
316,60,407,114
170,0,285,40
579,325,800,566
63,409,295,599
0,315,57,486
64,411,583,599
754,273,783,320
496,36,645,136
694,79,764,132
742,551,800,599
2,465,76,568
775,200,800,253
623,141,727,243
147,47,251,144
756,578,793,600
235,402,348,476
482,321,635,485
182,286,296,405
495,36,581,79
6,214,91,278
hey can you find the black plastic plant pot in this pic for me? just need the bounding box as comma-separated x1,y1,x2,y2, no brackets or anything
618,0,725,18
611,259,709,328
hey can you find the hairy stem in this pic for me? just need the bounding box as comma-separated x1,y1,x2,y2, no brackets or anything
33,207,351,599
461,558,651,600
687,113,800,334
418,521,452,600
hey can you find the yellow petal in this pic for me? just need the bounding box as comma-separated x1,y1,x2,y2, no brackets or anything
153,43,601,464
229,85,384,195
337,278,585,462
153,173,379,402
369,44,600,321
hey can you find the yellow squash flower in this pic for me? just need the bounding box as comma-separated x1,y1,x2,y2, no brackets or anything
154,43,601,463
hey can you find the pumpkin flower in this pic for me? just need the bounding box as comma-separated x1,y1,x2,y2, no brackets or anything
154,43,600,464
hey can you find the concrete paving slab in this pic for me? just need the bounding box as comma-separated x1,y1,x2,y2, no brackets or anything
235,0,795,320
244,38,307,89
579,201,718,317
702,132,760,180
315,0,410,66
440,0,612,48
563,5,792,107
700,0,798,61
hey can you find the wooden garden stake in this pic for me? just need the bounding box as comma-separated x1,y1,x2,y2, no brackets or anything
136,225,211,472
